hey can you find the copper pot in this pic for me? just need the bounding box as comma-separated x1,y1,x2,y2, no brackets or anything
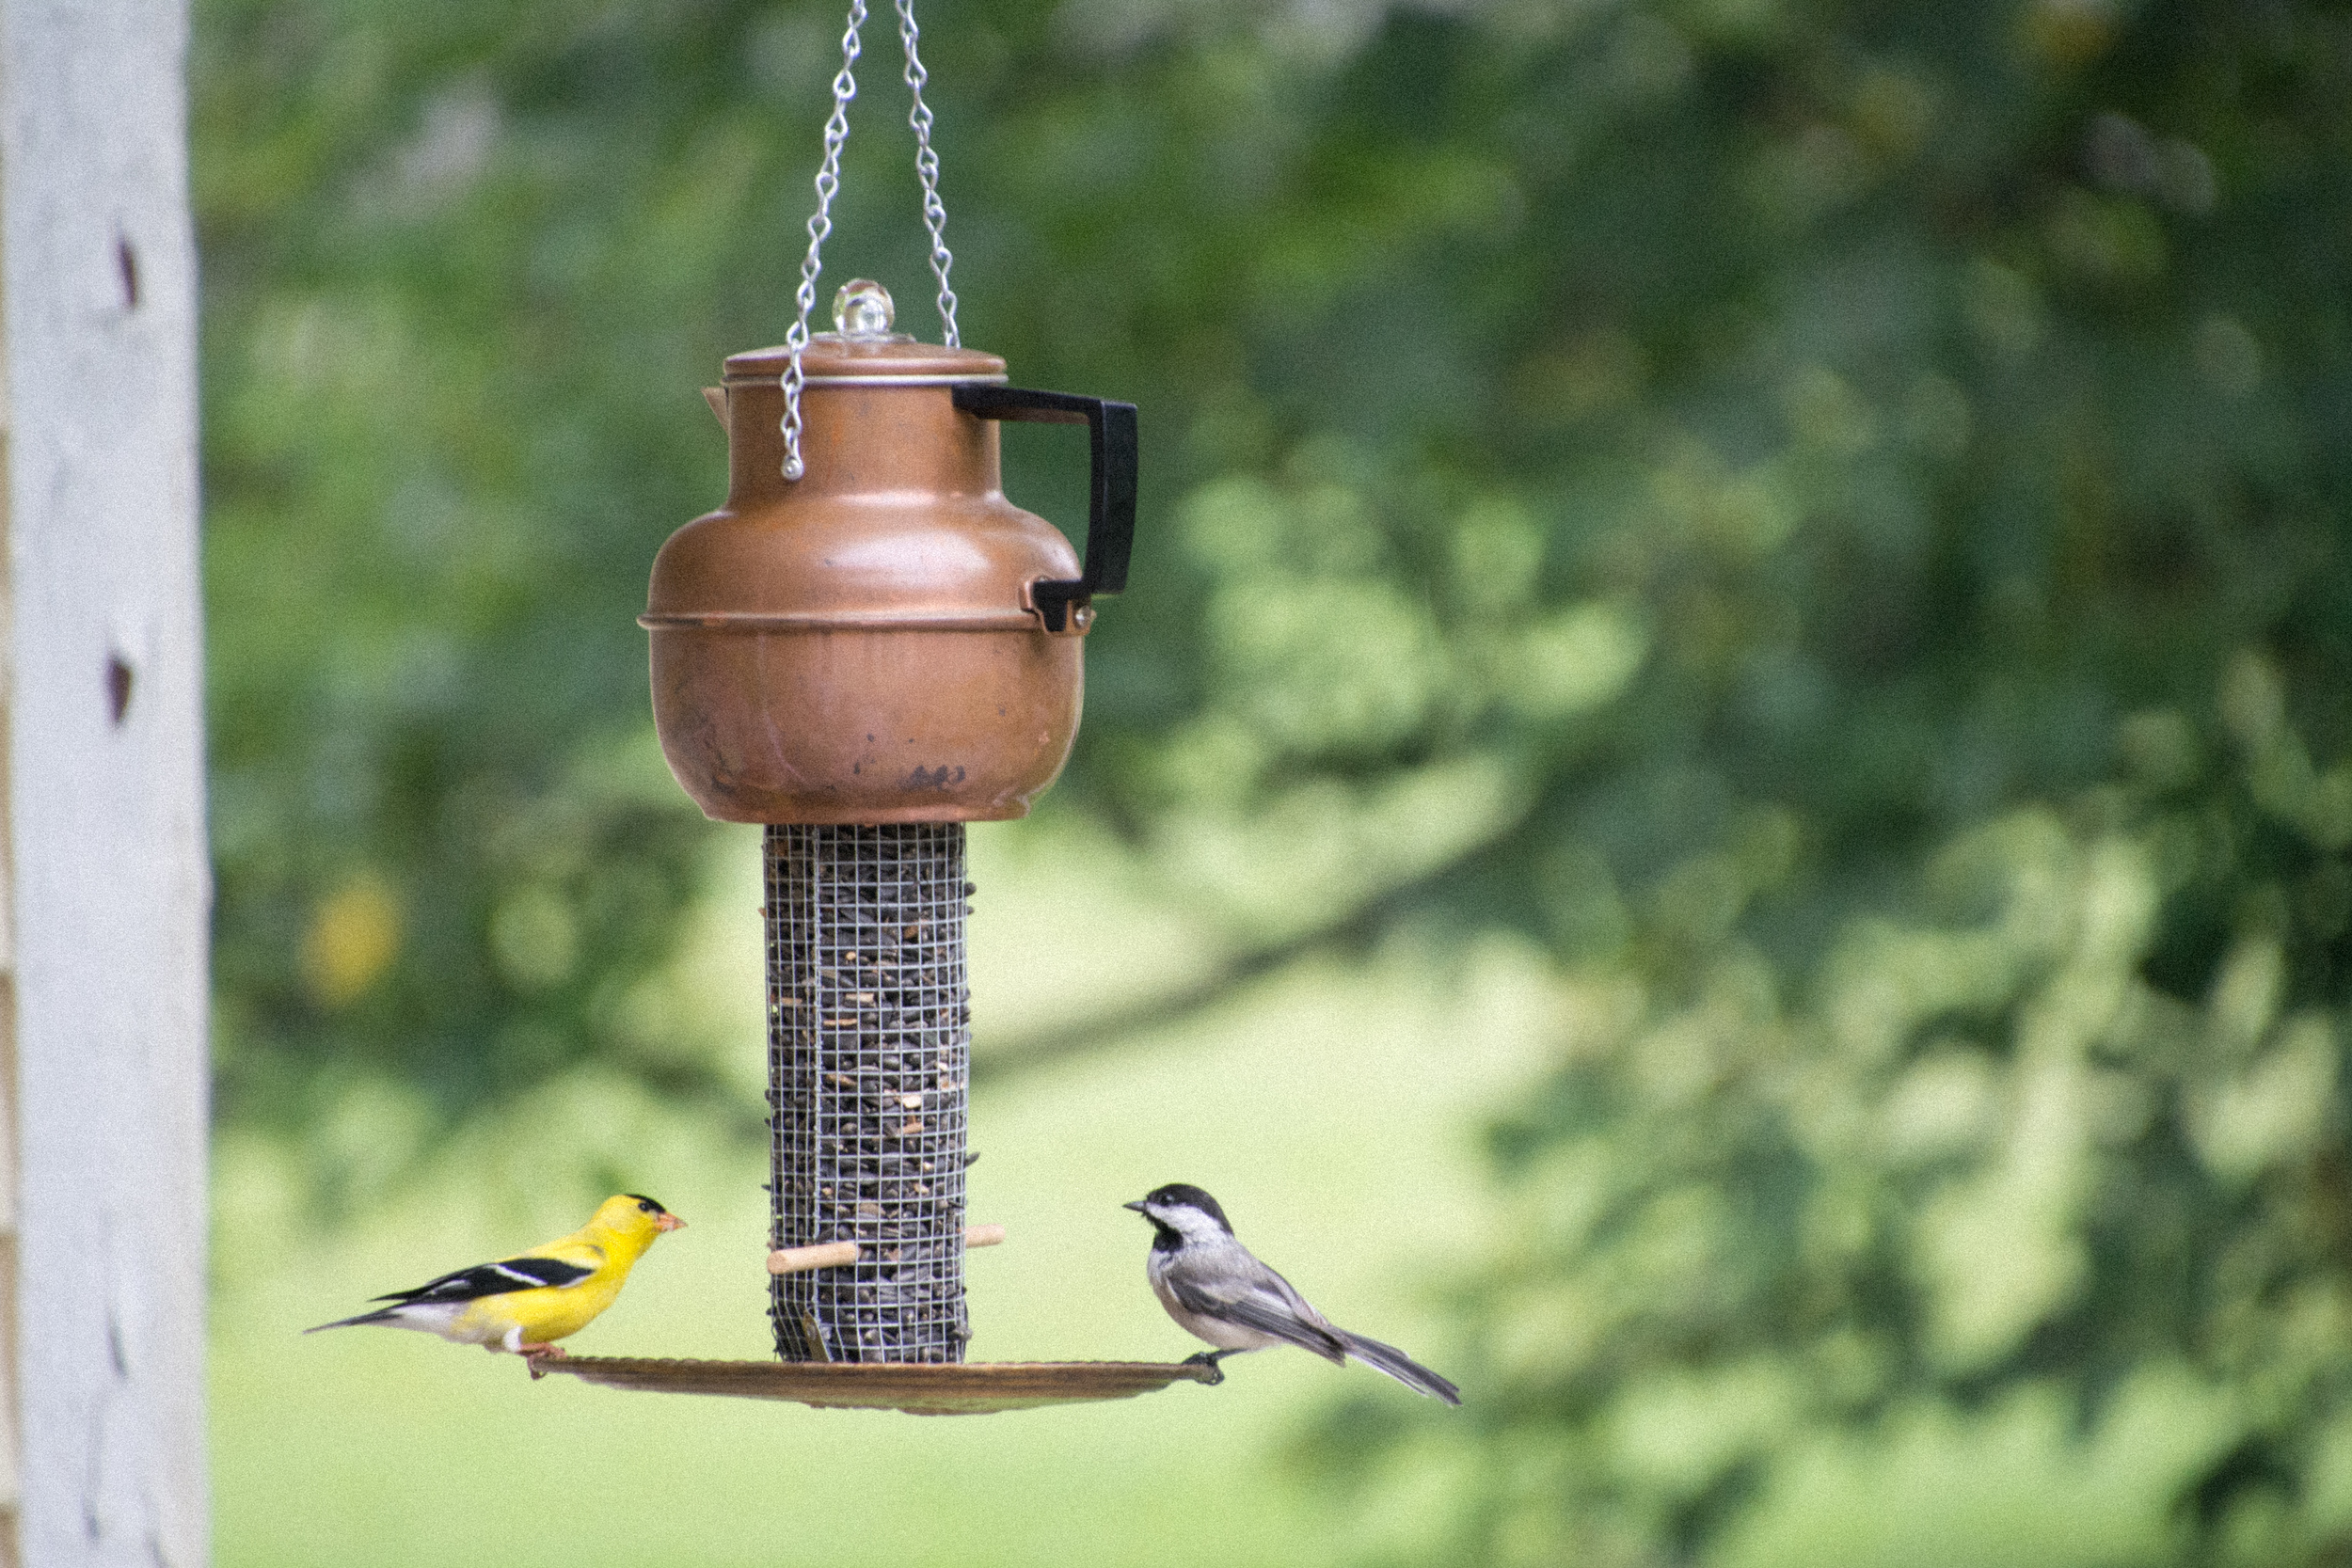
644,284,1135,823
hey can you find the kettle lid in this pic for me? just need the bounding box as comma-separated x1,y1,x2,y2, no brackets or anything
723,278,1005,385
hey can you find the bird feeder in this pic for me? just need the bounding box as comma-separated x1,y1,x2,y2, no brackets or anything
532,0,1208,1416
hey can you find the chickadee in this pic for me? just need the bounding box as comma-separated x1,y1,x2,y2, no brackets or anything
1125,1182,1461,1404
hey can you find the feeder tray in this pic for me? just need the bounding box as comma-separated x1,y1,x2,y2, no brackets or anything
531,1356,1219,1416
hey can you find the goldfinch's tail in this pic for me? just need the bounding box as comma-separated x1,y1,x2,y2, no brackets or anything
303,1307,404,1334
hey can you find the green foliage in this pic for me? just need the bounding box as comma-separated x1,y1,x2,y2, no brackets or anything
1242,4,2349,1564
1424,734,2352,1566
198,0,2352,1558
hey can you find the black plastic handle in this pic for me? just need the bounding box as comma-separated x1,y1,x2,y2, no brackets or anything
953,384,1137,633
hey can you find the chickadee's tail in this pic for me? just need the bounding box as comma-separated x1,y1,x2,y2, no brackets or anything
1336,1330,1462,1405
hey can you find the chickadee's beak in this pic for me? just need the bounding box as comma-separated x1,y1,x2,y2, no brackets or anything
1123,1200,1149,1213
656,1212,686,1232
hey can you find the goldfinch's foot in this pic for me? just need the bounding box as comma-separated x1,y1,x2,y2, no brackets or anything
520,1343,567,1378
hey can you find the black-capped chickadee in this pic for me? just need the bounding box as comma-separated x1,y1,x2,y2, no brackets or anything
1125,1182,1461,1404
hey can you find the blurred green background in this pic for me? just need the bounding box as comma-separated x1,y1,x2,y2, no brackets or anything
197,0,2352,1563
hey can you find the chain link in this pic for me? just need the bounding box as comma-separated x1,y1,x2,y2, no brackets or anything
780,0,867,482
780,0,961,481
897,0,960,348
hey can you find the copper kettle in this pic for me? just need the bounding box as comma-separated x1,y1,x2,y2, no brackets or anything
643,282,1136,823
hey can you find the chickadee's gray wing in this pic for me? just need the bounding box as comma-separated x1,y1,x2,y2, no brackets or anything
1168,1263,1349,1364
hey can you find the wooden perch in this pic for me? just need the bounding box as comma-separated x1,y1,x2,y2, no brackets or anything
766,1240,859,1275
768,1224,1007,1276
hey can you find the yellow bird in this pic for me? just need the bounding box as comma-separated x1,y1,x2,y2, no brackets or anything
306,1194,684,1361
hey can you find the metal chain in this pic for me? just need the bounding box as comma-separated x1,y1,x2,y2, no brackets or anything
897,0,960,348
781,0,868,483
780,0,961,481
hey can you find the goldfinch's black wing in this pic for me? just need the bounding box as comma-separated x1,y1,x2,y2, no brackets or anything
372,1254,594,1304
1168,1268,1349,1362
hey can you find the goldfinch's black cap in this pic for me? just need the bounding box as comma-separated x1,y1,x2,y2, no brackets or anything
626,1194,670,1214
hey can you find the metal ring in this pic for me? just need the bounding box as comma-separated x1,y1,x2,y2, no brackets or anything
639,610,1048,632
724,372,1008,388
796,372,1009,388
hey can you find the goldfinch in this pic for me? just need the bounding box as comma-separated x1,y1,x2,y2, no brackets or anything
306,1193,684,1360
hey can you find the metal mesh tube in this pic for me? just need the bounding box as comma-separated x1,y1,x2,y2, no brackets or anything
765,823,973,1362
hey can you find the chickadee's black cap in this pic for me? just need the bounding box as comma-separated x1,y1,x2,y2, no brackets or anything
1130,1183,1232,1233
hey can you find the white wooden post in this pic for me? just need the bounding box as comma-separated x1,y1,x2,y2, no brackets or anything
0,0,211,1563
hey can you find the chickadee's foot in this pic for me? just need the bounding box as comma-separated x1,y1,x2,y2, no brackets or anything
1180,1351,1228,1385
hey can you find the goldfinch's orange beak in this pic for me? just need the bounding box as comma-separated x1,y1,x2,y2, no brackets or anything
656,1212,686,1232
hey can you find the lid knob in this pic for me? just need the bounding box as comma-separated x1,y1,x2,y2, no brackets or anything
833,279,896,339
